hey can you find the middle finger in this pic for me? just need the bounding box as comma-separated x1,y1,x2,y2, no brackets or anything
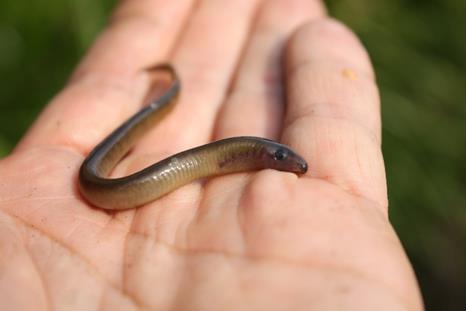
132,0,262,159
214,0,326,140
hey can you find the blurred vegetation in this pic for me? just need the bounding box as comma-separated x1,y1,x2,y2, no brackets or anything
0,0,114,152
326,1,466,310
0,0,465,310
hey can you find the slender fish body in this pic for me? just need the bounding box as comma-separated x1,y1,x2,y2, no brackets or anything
79,64,307,210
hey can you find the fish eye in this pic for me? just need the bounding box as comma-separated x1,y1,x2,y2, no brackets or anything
273,148,288,161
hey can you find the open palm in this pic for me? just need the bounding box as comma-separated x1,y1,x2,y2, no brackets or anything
0,1,422,310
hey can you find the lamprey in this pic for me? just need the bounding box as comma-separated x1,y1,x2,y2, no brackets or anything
78,64,307,210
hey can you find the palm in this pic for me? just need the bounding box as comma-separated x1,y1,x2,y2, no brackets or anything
0,1,422,310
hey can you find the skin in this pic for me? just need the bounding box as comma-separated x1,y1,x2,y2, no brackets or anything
0,0,423,310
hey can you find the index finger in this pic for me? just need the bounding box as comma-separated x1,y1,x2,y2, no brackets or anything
15,0,194,154
282,19,387,209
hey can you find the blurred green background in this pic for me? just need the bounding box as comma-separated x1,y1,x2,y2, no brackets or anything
0,0,465,309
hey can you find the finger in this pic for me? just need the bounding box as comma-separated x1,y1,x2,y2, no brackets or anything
132,0,262,156
16,0,195,153
72,0,194,80
283,19,387,208
214,0,326,140
110,0,261,195
119,0,263,256
192,0,325,230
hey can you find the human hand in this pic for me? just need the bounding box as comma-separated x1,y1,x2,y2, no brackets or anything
0,0,423,310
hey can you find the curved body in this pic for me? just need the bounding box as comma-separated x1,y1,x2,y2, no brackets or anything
79,64,307,210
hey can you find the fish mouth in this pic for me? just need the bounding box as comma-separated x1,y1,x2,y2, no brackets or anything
294,161,308,174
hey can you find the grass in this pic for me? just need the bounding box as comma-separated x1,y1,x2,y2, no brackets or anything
1,0,465,309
